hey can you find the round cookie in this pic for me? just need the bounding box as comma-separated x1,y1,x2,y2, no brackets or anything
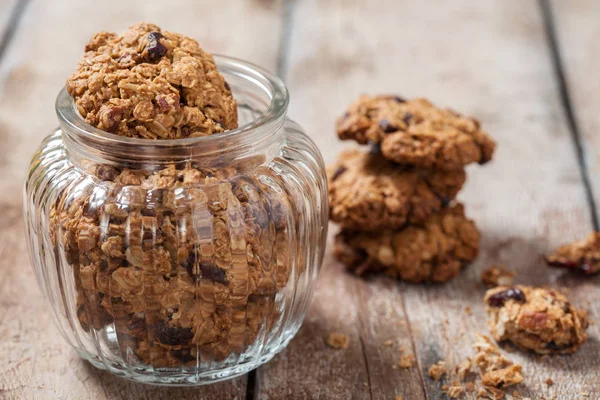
67,22,238,139
336,95,495,170
328,148,466,231
334,203,480,283
484,285,589,354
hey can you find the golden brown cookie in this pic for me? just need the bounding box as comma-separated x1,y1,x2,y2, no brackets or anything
50,162,292,366
328,148,466,231
545,232,600,275
67,23,237,139
333,203,479,283
336,96,495,170
484,285,589,355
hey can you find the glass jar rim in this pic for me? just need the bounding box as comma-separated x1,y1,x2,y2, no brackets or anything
55,55,289,149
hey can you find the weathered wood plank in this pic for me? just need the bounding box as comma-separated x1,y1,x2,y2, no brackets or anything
258,0,600,398
0,0,283,399
0,0,20,47
549,0,600,215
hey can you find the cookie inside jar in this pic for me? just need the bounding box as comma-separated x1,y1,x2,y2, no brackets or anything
50,23,299,367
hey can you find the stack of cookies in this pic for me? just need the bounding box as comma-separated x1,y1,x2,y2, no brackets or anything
329,95,496,283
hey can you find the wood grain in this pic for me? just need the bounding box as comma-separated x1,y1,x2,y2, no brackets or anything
0,0,20,46
0,0,283,399
257,0,600,398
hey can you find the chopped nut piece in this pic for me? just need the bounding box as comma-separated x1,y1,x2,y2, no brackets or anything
484,286,589,354
428,361,447,381
481,266,516,287
398,354,415,369
545,232,600,275
326,332,350,349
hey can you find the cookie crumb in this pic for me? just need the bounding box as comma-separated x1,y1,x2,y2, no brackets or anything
512,391,521,399
395,396,403,400
455,357,472,381
445,384,463,398
545,378,554,386
428,361,447,381
482,364,523,388
481,266,516,287
465,306,472,316
398,354,415,369
326,332,350,349
384,340,394,347
477,386,504,399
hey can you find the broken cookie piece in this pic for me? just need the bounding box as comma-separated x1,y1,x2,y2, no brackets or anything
327,148,466,231
326,332,350,349
545,232,600,275
67,22,238,139
336,95,495,170
481,266,515,288
334,203,479,283
484,286,589,354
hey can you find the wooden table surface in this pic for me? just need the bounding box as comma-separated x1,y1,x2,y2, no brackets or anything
1,0,599,399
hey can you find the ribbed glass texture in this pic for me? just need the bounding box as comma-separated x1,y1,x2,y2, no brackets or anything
23,57,327,385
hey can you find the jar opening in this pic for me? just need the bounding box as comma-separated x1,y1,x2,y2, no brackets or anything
56,55,289,166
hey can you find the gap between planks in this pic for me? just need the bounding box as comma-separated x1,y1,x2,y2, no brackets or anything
539,0,599,230
0,0,31,64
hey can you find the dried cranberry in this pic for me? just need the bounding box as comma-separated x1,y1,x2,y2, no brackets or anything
487,287,526,307
200,264,227,284
154,320,193,346
392,96,406,103
224,80,231,92
379,119,398,133
403,112,413,125
145,32,167,62
331,166,347,181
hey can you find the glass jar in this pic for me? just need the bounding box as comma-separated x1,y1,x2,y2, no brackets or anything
23,56,327,385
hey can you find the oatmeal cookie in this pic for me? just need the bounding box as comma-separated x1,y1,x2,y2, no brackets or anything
334,203,479,283
328,149,466,231
484,286,589,354
50,161,293,365
545,232,600,275
66,23,237,139
336,96,495,170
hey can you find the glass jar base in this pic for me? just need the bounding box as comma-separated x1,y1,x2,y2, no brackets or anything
82,341,286,386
